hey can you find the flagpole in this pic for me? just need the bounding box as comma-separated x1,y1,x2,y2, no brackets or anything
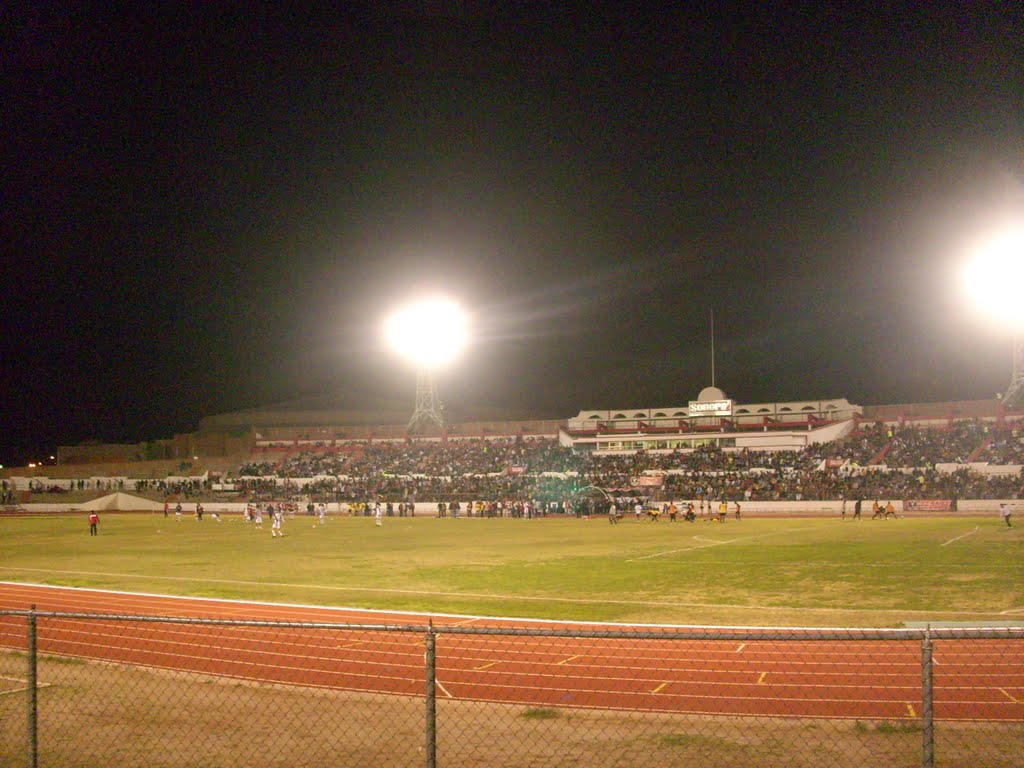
710,307,716,388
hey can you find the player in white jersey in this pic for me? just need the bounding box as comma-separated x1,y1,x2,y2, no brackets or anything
271,506,284,537
374,502,383,527
317,503,326,525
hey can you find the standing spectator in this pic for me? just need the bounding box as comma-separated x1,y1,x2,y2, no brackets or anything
88,512,99,536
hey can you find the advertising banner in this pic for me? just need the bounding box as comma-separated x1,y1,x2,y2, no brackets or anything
904,499,958,511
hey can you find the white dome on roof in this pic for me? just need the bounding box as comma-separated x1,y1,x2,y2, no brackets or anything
697,386,727,402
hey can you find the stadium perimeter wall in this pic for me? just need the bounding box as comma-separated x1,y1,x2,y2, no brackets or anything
9,499,1021,517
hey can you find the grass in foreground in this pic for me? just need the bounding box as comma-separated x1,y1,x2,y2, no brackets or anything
3,652,1021,768
0,514,1021,626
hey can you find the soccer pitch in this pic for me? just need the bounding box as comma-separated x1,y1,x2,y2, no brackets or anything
1,514,1021,627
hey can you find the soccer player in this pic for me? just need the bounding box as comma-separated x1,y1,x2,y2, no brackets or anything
1000,502,1012,528
271,506,284,537
317,502,326,525
88,512,99,536
374,502,383,527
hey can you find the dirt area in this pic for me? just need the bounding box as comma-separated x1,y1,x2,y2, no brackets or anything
1,651,1020,767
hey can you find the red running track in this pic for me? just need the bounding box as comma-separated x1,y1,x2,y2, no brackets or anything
1,582,1021,722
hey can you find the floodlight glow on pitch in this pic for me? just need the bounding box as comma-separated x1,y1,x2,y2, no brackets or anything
384,297,468,369
961,228,1024,332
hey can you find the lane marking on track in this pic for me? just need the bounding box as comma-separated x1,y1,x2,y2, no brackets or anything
474,662,498,671
435,680,454,699
906,703,916,718
651,682,668,694
0,683,51,698
735,643,747,653
556,655,582,666
998,688,1019,703
452,618,478,626
337,641,365,649
940,527,979,547
756,672,767,685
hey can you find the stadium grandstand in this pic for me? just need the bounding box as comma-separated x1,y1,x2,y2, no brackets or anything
2,384,1023,516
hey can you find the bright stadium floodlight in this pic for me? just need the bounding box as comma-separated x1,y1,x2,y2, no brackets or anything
384,297,469,432
961,226,1024,407
384,297,468,370
961,227,1024,332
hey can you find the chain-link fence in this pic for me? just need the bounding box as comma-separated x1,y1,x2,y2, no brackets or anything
1,609,1021,767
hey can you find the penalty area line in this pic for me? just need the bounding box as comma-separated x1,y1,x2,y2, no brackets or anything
940,527,979,547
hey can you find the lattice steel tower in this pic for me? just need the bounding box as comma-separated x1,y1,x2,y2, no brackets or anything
1003,335,1024,409
407,369,445,432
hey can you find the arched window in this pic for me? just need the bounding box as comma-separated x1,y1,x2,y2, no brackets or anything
673,412,686,417
654,412,667,417
633,412,646,418
587,414,600,420
758,408,771,413
613,413,627,420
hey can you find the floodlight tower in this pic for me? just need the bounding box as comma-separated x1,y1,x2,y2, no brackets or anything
384,297,468,433
1004,336,1024,409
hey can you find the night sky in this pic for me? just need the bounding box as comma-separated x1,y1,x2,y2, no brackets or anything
2,3,1023,466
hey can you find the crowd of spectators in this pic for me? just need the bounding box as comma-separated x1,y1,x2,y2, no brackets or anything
225,422,1024,505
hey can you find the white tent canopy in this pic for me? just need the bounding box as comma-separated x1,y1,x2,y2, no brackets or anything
78,493,165,512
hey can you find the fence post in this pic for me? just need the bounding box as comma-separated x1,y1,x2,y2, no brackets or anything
425,621,437,768
921,626,934,768
27,605,38,768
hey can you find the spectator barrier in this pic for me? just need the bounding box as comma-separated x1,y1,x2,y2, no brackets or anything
1,609,1021,767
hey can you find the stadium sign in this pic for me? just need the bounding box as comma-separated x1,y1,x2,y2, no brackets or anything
688,399,733,417
904,499,958,511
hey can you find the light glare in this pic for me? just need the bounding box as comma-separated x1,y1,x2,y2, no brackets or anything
385,297,468,369
961,228,1024,333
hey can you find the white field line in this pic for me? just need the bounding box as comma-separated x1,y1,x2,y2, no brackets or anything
435,680,454,698
940,527,979,547
1,569,1020,621
627,526,821,562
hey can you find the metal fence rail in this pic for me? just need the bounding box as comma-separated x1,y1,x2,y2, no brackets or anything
1,609,1021,767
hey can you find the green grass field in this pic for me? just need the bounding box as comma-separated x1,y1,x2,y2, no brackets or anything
1,513,1021,627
